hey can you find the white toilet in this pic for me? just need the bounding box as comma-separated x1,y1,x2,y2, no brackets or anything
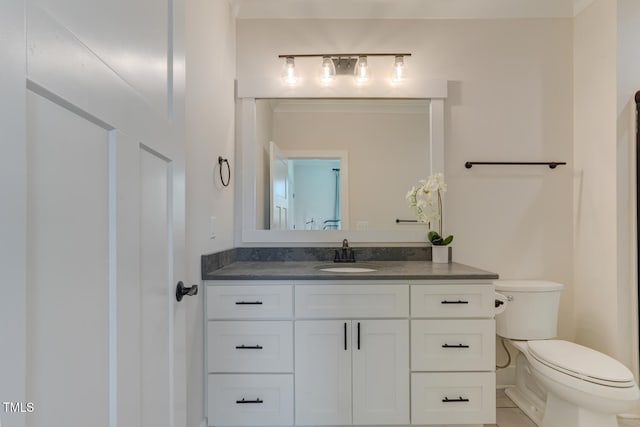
495,280,640,427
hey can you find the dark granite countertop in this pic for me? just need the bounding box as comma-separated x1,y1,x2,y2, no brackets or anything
203,260,498,281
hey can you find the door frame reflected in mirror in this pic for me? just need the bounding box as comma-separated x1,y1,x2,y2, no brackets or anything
272,149,349,232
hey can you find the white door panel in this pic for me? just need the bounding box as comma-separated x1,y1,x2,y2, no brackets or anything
1,0,27,424
352,320,410,425
269,141,289,230
140,147,173,427
26,91,111,427
294,321,352,425
29,0,170,113
26,2,175,142
14,0,186,424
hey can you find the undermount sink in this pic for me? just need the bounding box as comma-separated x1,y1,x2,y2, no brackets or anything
317,265,378,273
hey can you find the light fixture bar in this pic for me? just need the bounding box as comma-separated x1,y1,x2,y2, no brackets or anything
278,53,412,58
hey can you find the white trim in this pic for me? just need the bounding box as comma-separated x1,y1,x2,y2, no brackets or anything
239,78,447,100
238,89,448,245
573,0,597,16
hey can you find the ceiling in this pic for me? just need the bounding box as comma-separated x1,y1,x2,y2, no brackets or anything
232,0,596,19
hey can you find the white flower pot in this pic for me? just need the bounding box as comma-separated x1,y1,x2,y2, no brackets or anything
431,246,451,263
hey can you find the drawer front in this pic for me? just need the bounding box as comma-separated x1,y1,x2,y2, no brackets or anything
208,374,293,426
410,284,494,318
411,372,496,425
208,321,293,373
207,285,292,319
411,319,495,371
295,284,409,318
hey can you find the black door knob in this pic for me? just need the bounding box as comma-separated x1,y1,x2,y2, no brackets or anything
176,281,198,302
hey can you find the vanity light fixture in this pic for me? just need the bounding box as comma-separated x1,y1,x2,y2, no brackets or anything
392,55,407,83
321,56,336,84
354,55,369,84
278,53,411,86
280,56,298,86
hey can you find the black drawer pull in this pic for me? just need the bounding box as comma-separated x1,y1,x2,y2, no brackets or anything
235,345,263,350
442,343,470,349
344,322,348,351
442,396,469,403
441,300,469,305
236,398,263,404
235,301,263,305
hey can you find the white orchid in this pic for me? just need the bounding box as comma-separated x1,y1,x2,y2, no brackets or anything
406,173,453,246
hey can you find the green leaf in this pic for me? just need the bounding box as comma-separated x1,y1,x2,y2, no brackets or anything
442,235,454,246
427,231,440,242
429,231,453,246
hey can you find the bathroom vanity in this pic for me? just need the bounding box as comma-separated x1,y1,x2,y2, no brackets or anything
203,258,499,427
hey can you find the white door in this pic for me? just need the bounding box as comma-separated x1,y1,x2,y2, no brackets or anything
294,321,352,425
352,320,410,425
2,0,187,426
269,141,290,230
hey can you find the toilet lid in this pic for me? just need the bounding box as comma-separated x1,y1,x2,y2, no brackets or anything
528,340,636,387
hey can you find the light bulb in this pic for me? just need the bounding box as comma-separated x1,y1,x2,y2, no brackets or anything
280,56,298,86
392,55,406,83
354,56,369,84
321,56,336,84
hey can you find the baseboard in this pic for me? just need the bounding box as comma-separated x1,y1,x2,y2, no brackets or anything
496,365,515,387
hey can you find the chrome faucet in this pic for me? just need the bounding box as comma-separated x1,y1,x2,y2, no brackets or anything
334,239,355,263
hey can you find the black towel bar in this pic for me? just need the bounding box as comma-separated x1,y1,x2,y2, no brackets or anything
465,161,566,169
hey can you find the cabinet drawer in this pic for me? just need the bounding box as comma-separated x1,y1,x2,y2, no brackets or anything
411,319,495,371
207,285,292,319
208,374,293,426
208,321,293,373
295,284,409,318
410,284,494,318
411,372,495,425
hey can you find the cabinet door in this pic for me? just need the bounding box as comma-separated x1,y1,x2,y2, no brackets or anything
352,320,410,425
295,320,352,425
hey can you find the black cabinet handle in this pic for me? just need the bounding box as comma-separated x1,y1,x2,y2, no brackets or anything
235,301,263,305
235,345,263,350
357,322,361,350
441,300,469,305
236,398,263,404
442,396,469,403
344,322,347,350
442,344,470,349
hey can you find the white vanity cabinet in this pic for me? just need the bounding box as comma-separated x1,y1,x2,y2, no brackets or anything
294,283,410,425
410,284,496,426
206,283,295,427
206,279,495,427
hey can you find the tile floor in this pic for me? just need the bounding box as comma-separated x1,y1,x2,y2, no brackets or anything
489,388,640,427
485,388,536,427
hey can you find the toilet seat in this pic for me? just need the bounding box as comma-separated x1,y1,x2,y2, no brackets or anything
527,340,636,388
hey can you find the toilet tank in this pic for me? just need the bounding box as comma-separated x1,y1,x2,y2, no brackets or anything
495,280,564,340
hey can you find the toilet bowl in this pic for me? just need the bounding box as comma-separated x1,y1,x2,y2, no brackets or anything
495,280,640,427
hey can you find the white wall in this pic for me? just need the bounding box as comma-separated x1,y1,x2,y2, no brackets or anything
573,0,621,361
616,0,640,376
237,18,575,340
185,0,236,425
